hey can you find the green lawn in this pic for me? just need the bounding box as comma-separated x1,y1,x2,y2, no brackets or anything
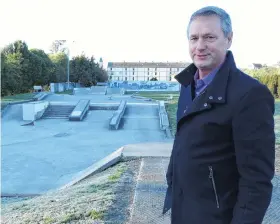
1,93,36,102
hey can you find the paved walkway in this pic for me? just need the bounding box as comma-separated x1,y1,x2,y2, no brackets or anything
128,158,171,224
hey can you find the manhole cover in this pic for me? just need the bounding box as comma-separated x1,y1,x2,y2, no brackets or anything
54,132,70,137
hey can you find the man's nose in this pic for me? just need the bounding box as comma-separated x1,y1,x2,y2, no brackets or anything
196,38,206,51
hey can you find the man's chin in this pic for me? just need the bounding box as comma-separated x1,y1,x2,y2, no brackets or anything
194,62,211,70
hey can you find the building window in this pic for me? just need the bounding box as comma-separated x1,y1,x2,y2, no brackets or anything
125,77,127,81
118,77,119,81
133,72,134,75
177,68,179,71
155,72,157,75
169,76,172,81
147,77,149,81
110,68,112,71
133,77,134,81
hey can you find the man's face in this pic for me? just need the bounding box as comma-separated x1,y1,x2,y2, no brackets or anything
188,15,232,72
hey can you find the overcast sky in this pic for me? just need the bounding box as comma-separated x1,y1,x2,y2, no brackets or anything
1,0,279,68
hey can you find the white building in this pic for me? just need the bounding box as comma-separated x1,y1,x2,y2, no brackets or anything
107,61,190,81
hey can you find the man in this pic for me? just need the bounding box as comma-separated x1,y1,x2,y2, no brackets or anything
163,6,275,224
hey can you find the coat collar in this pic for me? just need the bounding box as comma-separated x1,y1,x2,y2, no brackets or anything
175,51,237,104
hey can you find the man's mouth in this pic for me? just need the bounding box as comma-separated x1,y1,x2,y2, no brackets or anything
197,54,208,59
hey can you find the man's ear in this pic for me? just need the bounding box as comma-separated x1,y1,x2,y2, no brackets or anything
227,32,233,49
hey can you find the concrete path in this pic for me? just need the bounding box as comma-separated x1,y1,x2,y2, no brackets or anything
128,158,171,224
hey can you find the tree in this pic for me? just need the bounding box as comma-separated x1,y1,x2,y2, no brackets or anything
49,40,67,54
150,77,158,81
48,52,68,82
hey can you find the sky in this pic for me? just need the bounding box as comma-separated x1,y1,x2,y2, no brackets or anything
1,0,279,69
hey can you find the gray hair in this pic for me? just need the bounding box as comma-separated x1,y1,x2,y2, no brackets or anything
187,6,232,38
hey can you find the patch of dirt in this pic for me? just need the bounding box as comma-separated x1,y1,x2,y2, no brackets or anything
1,159,141,224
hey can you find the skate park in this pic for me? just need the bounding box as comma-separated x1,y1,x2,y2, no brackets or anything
1,86,173,195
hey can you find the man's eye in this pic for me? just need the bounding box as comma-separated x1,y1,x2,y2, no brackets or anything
206,36,215,40
190,37,198,41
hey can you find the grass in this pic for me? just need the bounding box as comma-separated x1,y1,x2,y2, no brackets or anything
1,163,128,224
88,209,104,220
108,164,126,182
1,93,36,102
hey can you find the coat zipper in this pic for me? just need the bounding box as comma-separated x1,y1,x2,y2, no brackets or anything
208,166,220,209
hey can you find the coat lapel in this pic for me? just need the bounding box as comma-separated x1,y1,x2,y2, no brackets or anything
175,51,237,126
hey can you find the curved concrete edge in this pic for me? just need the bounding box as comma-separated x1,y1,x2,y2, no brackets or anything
69,99,90,121
131,95,153,101
33,92,50,101
59,147,125,190
158,101,173,138
59,142,173,190
1,99,35,118
1,104,11,118
109,100,127,130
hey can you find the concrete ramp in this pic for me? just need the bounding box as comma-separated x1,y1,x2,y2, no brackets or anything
106,88,122,95
90,86,106,95
73,88,91,95
1,104,23,122
122,104,160,130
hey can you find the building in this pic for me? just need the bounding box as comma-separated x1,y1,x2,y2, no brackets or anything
107,61,190,81
247,63,263,70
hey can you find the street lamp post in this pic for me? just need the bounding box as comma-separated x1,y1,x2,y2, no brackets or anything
67,48,70,90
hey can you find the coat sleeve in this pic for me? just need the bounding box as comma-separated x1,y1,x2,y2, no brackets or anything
231,84,275,224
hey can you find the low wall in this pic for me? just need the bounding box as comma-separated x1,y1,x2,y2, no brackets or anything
22,101,49,121
50,83,82,93
33,92,49,101
109,100,127,130
158,101,170,131
69,100,90,121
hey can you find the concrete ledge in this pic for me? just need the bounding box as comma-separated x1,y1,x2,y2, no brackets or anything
131,95,153,101
158,101,173,138
121,142,173,160
60,147,124,189
60,142,173,189
33,92,49,101
109,100,127,130
90,103,119,110
69,99,90,121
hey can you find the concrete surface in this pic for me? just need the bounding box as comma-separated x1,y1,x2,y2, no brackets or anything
1,94,170,195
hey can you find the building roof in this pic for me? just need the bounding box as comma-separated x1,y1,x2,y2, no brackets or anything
107,61,190,68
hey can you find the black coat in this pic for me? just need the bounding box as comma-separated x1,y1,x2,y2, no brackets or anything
164,51,275,224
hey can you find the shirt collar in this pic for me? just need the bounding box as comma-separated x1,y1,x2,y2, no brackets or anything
194,61,225,87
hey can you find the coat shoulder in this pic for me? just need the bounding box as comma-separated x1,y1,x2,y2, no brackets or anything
229,68,272,99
